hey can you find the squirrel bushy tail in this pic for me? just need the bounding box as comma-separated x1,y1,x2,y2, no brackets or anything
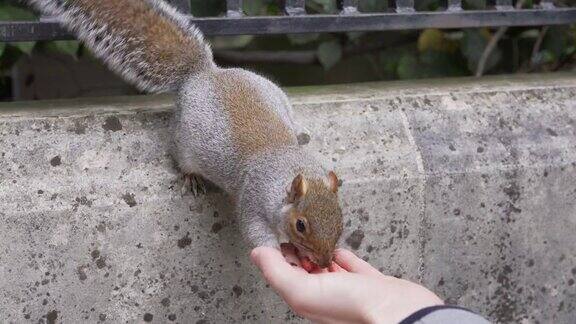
26,0,213,92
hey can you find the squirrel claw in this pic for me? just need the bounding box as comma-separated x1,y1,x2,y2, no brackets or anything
180,175,191,197
181,174,207,197
191,174,207,197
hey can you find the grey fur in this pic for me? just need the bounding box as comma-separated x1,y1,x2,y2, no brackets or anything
236,147,328,247
173,68,329,247
27,0,341,252
25,0,213,92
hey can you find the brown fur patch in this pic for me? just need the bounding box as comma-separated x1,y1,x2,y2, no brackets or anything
288,178,343,266
73,0,208,84
214,70,297,159
301,179,343,241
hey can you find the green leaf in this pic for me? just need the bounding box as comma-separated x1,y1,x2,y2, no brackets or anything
243,0,266,16
397,54,421,79
11,42,35,55
543,26,569,60
189,0,225,17
44,40,80,58
420,51,467,77
521,0,534,8
518,29,540,39
532,50,555,66
308,0,338,13
0,3,36,21
377,48,405,78
0,45,23,72
317,41,342,70
463,0,486,10
0,42,6,58
210,35,254,50
418,29,458,53
415,0,442,11
394,49,467,80
265,3,282,15
346,32,365,44
359,0,388,12
461,29,502,73
287,33,320,45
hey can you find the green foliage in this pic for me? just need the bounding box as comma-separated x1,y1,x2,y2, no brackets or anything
317,41,343,70
243,0,267,16
415,0,442,11
306,0,338,14
0,1,83,75
0,1,38,60
0,0,574,94
46,40,81,57
395,49,467,79
189,0,224,17
418,29,458,53
461,29,502,73
462,0,487,10
13,42,35,55
358,0,389,12
397,54,420,79
211,35,254,50
198,0,574,79
543,26,571,60
288,34,320,45
0,1,36,21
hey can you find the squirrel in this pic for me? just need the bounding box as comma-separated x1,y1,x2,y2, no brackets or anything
26,0,343,268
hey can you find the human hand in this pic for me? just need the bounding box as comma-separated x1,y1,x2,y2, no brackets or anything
250,246,443,324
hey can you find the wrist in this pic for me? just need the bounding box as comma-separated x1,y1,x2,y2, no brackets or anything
359,283,444,324
362,302,445,324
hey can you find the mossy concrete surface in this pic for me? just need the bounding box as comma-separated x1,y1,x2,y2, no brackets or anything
1,74,575,323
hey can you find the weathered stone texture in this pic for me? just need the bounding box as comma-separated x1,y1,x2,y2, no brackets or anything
0,74,575,323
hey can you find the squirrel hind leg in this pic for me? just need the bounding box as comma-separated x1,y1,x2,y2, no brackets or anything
181,173,207,197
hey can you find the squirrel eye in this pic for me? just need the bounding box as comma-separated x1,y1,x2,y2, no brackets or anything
296,219,306,233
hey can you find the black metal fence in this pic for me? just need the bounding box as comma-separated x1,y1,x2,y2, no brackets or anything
0,0,575,41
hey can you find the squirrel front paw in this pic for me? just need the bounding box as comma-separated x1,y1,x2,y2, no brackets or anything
181,174,207,197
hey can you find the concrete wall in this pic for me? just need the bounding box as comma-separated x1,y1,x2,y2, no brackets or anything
0,74,575,323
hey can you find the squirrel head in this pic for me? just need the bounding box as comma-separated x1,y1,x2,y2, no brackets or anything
284,172,343,268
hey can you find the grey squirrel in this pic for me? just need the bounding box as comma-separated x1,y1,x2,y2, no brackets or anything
27,0,343,268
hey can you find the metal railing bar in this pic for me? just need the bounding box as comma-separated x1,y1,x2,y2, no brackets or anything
447,0,463,11
38,14,58,22
496,0,514,10
285,0,306,16
340,0,360,14
538,0,556,9
396,0,415,12
226,0,243,17
1,9,576,41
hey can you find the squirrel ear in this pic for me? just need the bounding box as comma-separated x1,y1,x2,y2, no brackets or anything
287,174,308,203
327,171,339,193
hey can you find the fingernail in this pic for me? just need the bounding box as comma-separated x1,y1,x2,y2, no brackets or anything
250,249,260,263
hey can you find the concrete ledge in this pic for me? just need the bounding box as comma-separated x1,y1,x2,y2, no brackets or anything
1,74,575,323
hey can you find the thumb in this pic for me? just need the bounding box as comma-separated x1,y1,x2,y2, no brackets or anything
250,246,303,292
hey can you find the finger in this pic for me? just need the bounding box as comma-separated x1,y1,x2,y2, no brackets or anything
328,262,347,273
250,247,306,292
334,249,382,277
